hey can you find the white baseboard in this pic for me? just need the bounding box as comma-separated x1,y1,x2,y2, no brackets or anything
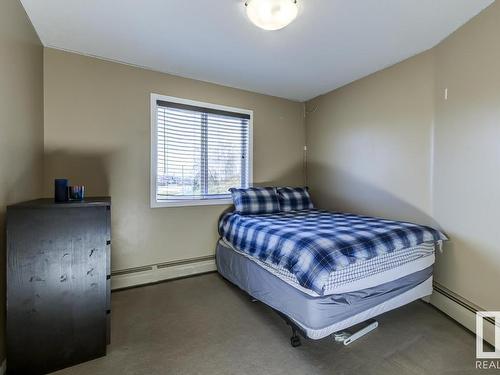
430,284,496,346
111,258,216,290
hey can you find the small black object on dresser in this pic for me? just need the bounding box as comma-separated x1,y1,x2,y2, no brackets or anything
6,197,111,375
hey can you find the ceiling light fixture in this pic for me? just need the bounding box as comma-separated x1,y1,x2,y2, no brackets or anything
245,0,299,31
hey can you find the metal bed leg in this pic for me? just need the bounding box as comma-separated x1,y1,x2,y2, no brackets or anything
333,319,378,346
290,327,302,347
274,309,304,347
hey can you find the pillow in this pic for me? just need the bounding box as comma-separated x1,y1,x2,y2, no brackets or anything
277,187,314,211
229,187,280,215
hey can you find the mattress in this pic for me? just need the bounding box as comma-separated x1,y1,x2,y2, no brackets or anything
216,241,433,340
220,238,435,296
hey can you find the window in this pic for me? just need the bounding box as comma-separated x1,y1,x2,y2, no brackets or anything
151,94,253,207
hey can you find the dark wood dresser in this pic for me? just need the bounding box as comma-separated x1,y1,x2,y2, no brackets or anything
6,197,111,375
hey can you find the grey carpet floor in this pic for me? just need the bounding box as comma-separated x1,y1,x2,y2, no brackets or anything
53,273,491,375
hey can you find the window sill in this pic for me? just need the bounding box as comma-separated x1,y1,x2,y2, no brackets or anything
151,198,233,208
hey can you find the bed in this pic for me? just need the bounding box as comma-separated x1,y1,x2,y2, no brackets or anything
216,208,446,346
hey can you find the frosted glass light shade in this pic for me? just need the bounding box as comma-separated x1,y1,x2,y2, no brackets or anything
245,0,299,31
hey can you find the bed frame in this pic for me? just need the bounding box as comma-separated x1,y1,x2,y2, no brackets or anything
245,282,379,348
216,240,433,347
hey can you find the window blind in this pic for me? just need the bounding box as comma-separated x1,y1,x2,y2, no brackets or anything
155,100,250,201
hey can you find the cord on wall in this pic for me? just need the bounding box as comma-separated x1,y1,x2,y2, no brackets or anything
303,145,308,186
303,102,308,186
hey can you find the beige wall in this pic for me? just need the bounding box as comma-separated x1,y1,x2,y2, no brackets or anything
43,48,305,272
0,0,44,361
305,50,435,225
306,2,499,311
432,1,500,310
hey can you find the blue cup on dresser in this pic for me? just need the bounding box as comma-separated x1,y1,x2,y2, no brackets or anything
68,185,85,201
54,179,69,202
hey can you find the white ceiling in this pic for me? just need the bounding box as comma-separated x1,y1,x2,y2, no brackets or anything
21,0,493,101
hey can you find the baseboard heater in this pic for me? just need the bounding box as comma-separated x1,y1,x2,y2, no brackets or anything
432,281,496,326
110,255,217,290
432,281,498,346
156,255,215,269
111,255,215,277
111,265,154,276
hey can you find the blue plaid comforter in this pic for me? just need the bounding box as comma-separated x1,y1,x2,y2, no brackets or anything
219,209,446,295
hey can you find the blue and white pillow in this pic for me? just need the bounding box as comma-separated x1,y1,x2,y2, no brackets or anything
229,187,280,215
277,187,314,211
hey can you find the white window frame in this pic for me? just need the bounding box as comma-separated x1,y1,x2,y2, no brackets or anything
150,93,253,208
